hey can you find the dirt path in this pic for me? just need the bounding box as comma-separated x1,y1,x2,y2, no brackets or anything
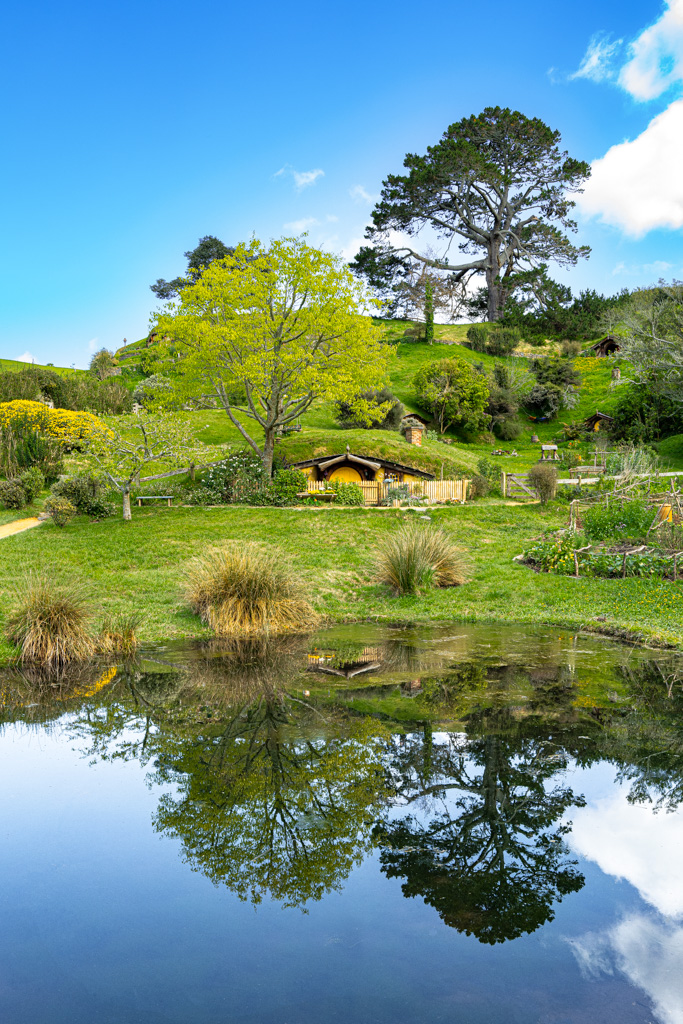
0,517,44,539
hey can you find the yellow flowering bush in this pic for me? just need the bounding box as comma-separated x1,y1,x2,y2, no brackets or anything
0,401,109,444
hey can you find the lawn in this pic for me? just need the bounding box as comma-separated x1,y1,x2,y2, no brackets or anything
1,500,682,663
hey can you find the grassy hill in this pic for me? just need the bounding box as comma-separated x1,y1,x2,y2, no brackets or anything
0,358,83,376
97,323,621,478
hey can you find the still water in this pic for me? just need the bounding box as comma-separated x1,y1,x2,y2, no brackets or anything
1,623,682,1024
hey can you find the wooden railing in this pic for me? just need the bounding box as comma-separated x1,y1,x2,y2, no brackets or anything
306,479,469,506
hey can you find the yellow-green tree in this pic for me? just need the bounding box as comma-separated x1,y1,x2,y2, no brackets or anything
155,237,389,476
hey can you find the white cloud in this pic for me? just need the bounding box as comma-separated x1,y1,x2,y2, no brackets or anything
283,217,319,232
88,337,99,352
619,0,683,100
274,165,324,190
339,235,366,261
569,787,683,919
349,184,378,204
571,32,623,83
577,98,683,235
16,351,35,363
569,916,683,1024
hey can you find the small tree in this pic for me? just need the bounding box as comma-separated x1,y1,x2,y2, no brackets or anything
413,358,489,434
527,463,557,504
156,237,389,477
89,348,118,380
84,413,217,520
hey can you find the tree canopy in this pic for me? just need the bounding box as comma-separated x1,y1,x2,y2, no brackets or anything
352,107,590,321
413,357,489,434
150,235,235,300
155,237,389,476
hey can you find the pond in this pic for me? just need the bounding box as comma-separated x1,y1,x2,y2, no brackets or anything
1,623,682,1024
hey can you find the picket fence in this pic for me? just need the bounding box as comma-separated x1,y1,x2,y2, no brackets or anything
306,479,470,506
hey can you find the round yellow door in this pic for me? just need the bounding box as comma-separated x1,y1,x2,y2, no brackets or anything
329,466,363,483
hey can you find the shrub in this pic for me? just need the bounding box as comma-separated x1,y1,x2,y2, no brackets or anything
133,374,177,410
197,449,264,504
469,474,490,499
331,481,364,505
560,340,582,357
373,521,470,595
20,467,44,503
184,542,317,635
582,498,653,542
51,473,114,518
5,575,95,667
525,383,563,419
466,324,489,352
413,357,489,434
43,496,77,526
97,613,142,655
527,463,558,504
494,416,522,440
334,387,405,430
486,327,520,356
0,478,28,509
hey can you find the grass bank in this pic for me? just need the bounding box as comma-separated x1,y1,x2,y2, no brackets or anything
0,501,682,661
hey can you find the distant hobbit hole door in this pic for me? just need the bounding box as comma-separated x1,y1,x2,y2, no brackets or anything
329,466,364,483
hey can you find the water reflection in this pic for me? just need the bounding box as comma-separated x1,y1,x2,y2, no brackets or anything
2,627,683,936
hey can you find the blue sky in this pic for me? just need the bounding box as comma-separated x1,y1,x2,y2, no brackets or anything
1,0,682,367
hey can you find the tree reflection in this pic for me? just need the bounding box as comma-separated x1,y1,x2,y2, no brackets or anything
376,722,585,944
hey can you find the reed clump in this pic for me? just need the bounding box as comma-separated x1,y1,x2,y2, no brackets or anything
5,575,96,668
184,542,317,635
97,613,142,655
374,520,471,596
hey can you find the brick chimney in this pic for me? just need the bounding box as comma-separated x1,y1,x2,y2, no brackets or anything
405,426,423,446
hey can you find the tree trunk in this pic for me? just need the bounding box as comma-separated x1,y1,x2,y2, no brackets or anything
122,486,132,521
486,268,504,322
262,429,276,479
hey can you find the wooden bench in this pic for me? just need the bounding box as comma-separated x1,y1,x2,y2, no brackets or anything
136,495,173,507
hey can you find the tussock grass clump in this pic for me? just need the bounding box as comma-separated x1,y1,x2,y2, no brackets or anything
97,613,142,655
185,542,317,635
5,575,95,668
374,520,471,595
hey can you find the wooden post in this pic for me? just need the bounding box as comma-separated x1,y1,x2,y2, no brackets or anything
502,471,507,498
574,552,579,578
622,552,627,578
189,462,196,482
675,553,678,582
569,500,577,532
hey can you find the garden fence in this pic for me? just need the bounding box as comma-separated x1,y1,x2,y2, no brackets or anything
306,479,469,506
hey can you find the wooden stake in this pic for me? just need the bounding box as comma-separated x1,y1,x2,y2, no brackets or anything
675,553,678,582
622,552,627,578
574,552,580,578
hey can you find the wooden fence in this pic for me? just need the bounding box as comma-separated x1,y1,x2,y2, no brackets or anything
306,479,469,506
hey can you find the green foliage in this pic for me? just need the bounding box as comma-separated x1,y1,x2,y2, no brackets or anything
609,384,683,443
89,348,118,380
469,474,490,498
486,327,520,356
582,499,652,542
156,236,388,476
43,496,78,527
19,467,44,503
525,382,563,419
0,478,28,510
495,417,522,440
4,574,94,667
527,463,558,503
51,473,115,519
466,325,489,352
355,106,590,320
0,417,64,482
373,521,470,595
184,541,316,635
0,365,132,414
522,533,580,575
133,374,178,410
330,480,364,506
196,450,265,504
658,434,683,468
334,387,404,431
150,235,234,300
498,274,629,340
413,357,489,434
266,468,309,505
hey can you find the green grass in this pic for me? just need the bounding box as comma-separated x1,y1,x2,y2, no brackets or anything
0,358,83,375
0,501,682,662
